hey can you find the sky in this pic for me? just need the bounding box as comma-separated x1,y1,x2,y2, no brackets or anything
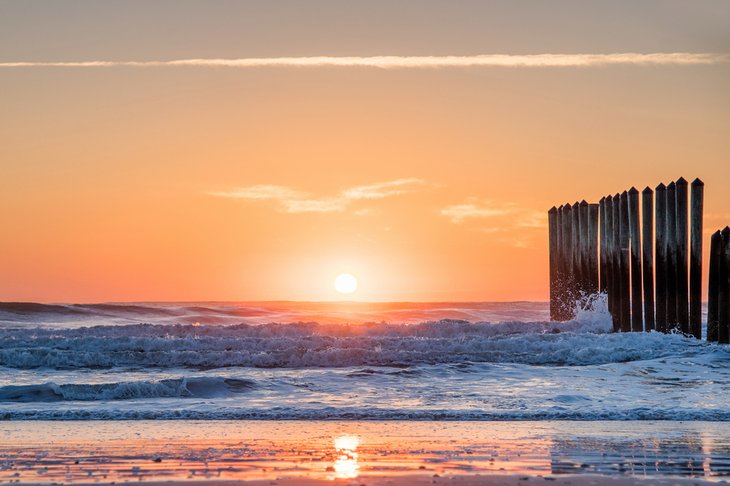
1,1,729,302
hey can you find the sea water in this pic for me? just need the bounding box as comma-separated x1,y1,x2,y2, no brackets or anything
1,298,728,421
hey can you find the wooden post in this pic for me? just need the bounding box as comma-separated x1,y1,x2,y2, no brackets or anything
689,178,704,339
628,187,643,331
707,230,722,342
549,207,559,321
642,187,655,331
655,183,667,333
572,202,581,302
719,227,730,344
580,201,591,296
562,204,574,320
619,190,631,331
666,181,678,331
676,177,690,333
599,197,607,293
605,195,615,318
556,205,564,320
589,203,599,294
611,193,621,332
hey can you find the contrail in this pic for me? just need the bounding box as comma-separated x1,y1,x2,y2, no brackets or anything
1,53,727,69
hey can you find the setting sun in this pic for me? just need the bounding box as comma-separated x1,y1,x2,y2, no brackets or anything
334,273,358,294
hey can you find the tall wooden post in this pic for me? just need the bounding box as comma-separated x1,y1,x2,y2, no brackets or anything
666,181,678,331
707,230,722,342
676,177,689,333
655,183,668,333
580,200,591,294
605,195,615,319
628,187,643,331
719,227,730,344
642,187,655,331
589,203,599,294
599,197,607,293
556,205,564,320
619,190,631,331
562,204,574,320
572,202,581,304
549,207,559,321
611,193,621,332
689,178,704,339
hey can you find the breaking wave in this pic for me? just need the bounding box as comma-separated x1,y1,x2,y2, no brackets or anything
0,297,716,369
0,377,256,402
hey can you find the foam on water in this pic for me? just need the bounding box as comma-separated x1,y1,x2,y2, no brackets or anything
1,297,728,421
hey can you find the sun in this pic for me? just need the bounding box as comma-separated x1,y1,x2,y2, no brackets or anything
334,273,358,294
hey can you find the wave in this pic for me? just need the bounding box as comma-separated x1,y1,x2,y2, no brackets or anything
0,377,256,402
0,302,718,369
4,406,730,421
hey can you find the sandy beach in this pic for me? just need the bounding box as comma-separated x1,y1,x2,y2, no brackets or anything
2,420,729,484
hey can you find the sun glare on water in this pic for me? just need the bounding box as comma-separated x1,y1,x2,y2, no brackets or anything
334,273,358,294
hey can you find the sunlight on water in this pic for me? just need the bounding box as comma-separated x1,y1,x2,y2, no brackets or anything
330,435,360,479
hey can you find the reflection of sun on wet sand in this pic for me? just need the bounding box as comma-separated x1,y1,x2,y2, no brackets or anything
1,421,729,484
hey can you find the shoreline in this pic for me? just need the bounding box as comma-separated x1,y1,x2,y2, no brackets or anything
1,420,728,484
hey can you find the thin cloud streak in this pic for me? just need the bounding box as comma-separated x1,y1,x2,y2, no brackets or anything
2,53,728,69
210,179,424,213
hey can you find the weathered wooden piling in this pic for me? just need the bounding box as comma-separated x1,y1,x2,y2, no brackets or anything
628,187,642,331
561,204,574,320
707,230,722,342
599,197,607,293
666,181,678,331
580,201,591,295
655,183,668,333
605,195,615,319
676,177,690,333
642,187,655,331
556,205,564,319
549,207,559,321
719,227,730,344
689,178,704,339
588,203,599,294
619,190,631,331
611,193,621,331
572,202,581,300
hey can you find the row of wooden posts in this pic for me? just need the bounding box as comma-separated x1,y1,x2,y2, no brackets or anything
548,177,713,338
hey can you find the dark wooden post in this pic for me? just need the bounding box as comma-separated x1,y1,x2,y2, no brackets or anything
572,202,581,306
580,201,590,297
619,190,631,331
676,177,690,333
689,178,704,339
642,187,655,331
611,193,621,331
605,195,615,318
719,227,730,344
666,181,678,331
599,197,607,293
628,187,643,331
562,204,574,320
556,205,564,320
549,207,559,321
707,230,722,342
589,203,599,294
655,183,667,333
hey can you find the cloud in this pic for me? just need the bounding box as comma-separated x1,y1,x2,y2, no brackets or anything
208,185,305,200
440,201,512,223
211,178,423,213
342,178,424,199
2,53,727,69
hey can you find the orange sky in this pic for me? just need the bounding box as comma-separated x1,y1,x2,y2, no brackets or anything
1,1,729,302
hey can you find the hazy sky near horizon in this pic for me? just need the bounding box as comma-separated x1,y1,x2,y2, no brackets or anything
1,1,729,302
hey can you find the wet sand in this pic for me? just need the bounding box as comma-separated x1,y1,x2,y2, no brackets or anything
2,421,729,484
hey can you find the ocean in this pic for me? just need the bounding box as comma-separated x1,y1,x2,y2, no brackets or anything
0,298,727,421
